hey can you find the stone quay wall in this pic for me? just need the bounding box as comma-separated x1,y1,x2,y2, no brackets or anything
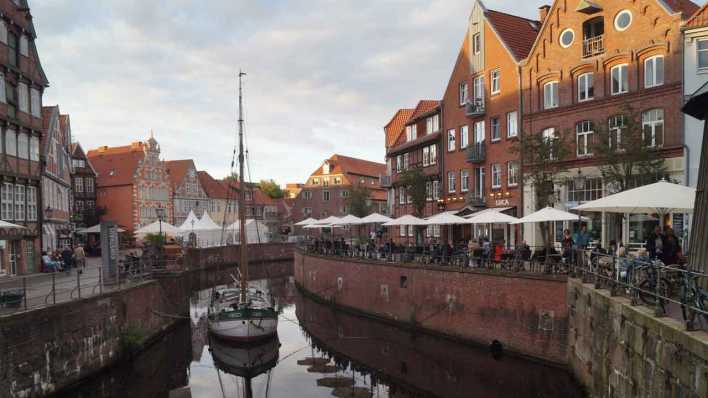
294,250,569,365
182,242,294,270
568,278,708,398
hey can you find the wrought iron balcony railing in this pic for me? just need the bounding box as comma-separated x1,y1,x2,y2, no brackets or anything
466,142,486,163
582,35,604,58
464,98,485,117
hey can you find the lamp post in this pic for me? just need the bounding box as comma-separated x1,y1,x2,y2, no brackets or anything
572,170,587,271
155,206,166,247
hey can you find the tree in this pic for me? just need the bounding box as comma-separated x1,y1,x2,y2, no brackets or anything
591,105,668,193
258,179,284,199
398,168,428,218
346,185,372,217
510,129,572,248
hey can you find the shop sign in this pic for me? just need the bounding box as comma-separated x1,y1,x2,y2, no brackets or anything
495,199,510,207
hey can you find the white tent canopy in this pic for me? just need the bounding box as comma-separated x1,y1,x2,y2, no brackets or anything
382,215,428,226
467,210,519,224
332,215,362,226
294,217,318,226
179,210,200,230
424,212,469,225
573,180,695,214
357,213,393,224
76,224,127,234
226,219,270,244
513,207,584,224
315,216,342,225
135,220,181,237
194,212,221,230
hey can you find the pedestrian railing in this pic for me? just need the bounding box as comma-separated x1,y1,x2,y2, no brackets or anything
571,249,708,331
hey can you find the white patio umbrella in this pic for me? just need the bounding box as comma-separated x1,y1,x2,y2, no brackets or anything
382,215,428,226
573,180,695,214
332,215,362,226
135,220,181,237
315,216,342,225
356,213,393,225
512,207,585,224
294,217,318,226
424,212,469,225
467,211,519,224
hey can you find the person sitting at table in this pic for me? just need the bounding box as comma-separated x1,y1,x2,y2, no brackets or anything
42,251,61,272
561,229,574,264
467,239,479,267
518,241,531,261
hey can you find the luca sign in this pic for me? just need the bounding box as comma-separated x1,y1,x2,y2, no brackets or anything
495,199,510,206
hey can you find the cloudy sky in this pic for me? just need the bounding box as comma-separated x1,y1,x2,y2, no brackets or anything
32,0,543,184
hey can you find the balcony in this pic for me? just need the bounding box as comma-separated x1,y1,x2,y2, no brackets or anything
380,174,392,188
464,98,485,117
466,142,486,163
466,192,486,208
582,35,604,58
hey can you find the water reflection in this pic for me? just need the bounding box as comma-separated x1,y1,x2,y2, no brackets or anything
53,273,584,397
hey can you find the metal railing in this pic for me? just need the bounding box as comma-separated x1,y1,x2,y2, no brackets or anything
464,98,485,117
582,35,604,57
466,142,485,163
571,249,708,331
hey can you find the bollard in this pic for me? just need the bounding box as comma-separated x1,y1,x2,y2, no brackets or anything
22,276,27,310
76,270,81,299
654,264,666,317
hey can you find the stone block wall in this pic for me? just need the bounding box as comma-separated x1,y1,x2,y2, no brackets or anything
568,278,708,398
183,242,294,270
294,250,569,364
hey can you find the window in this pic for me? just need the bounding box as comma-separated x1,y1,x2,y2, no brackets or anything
543,81,559,109
490,69,500,94
425,181,432,201
30,136,39,161
5,128,16,157
403,152,409,170
323,190,330,201
698,39,708,70
461,170,469,192
543,128,557,159
13,185,24,222
406,124,417,142
26,186,36,221
0,73,5,103
459,82,468,106
460,125,469,148
447,129,456,151
17,82,28,114
303,191,312,200
423,146,430,167
75,200,84,214
303,207,312,216
568,177,603,202
490,117,500,141
508,161,519,187
474,121,485,144
2,183,13,220
611,64,628,95
334,177,342,185
578,73,593,101
473,76,484,103
426,114,439,133
399,187,405,205
491,164,502,189
322,177,329,187
400,225,406,237
448,171,456,193
72,159,85,169
8,32,17,67
75,177,84,193
614,10,632,31
312,178,320,185
642,109,664,147
473,33,481,54
576,120,594,157
17,132,27,159
644,56,664,88
507,111,518,138
429,144,437,165
560,28,575,48
396,155,402,172
432,180,440,200
341,190,349,198
608,115,626,151
0,22,6,44
6,82,16,118
19,34,28,57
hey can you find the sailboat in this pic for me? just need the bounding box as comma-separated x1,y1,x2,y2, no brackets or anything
207,71,278,342
210,335,280,398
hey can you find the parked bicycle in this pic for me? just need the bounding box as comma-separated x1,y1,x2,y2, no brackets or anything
680,270,708,328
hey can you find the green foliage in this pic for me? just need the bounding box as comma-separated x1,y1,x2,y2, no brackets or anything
258,179,285,199
144,233,165,246
346,185,371,217
119,325,146,354
590,105,668,193
398,168,428,218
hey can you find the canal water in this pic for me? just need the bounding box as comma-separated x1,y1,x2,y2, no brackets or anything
54,271,585,397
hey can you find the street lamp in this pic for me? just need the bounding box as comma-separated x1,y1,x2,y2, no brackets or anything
155,206,166,246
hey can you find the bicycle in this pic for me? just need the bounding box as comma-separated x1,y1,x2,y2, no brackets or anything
635,261,675,309
680,270,708,328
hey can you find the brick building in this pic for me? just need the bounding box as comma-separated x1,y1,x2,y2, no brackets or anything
440,1,539,245
88,136,173,233
520,0,698,248
41,107,72,251
166,159,208,227
384,102,443,240
70,142,97,229
197,170,237,228
292,154,386,223
0,0,47,275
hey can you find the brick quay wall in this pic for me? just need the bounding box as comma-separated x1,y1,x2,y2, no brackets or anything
294,250,570,365
0,243,294,397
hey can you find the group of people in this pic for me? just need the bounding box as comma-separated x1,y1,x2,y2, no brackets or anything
41,245,86,274
645,225,683,265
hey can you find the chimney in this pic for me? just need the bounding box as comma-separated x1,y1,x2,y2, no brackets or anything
538,5,550,22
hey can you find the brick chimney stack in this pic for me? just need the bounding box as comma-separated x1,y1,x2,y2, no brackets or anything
539,5,550,22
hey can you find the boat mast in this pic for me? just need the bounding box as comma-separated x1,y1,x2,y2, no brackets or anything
238,70,249,304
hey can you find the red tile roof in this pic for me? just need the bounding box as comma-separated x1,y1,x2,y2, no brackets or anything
165,159,195,190
87,145,145,187
384,108,414,148
485,9,540,61
664,0,700,18
685,3,708,27
310,154,385,179
198,171,230,199
407,100,440,123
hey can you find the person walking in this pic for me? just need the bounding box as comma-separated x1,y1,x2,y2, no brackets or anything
645,225,664,260
61,246,74,274
74,244,86,274
561,229,574,264
661,227,681,265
